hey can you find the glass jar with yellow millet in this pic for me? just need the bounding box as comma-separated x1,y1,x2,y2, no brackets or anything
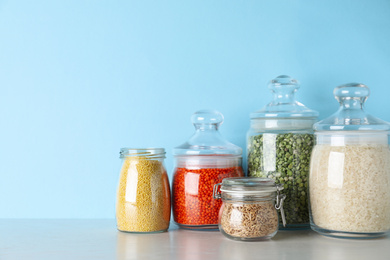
116,148,171,233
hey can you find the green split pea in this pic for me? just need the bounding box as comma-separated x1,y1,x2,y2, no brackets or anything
247,133,314,227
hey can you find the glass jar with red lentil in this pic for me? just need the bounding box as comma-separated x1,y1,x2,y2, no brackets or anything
172,110,244,230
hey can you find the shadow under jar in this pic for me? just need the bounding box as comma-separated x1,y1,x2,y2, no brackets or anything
172,110,244,230
213,177,286,241
247,75,318,229
309,83,390,239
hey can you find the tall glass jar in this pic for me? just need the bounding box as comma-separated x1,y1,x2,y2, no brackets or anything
172,110,244,230
247,75,319,229
213,177,286,241
116,148,171,233
309,83,390,239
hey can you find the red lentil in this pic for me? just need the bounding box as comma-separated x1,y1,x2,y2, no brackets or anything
172,166,243,227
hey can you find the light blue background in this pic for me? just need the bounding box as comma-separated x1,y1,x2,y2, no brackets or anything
1,0,390,218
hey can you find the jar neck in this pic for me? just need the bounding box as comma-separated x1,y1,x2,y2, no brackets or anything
221,192,276,202
175,155,242,168
120,148,166,160
249,118,316,132
315,131,389,145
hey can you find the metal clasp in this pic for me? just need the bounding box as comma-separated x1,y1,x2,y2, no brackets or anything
275,184,287,227
213,183,222,199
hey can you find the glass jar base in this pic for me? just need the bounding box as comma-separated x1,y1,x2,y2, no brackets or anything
117,228,168,234
311,223,389,239
220,229,277,241
176,223,219,231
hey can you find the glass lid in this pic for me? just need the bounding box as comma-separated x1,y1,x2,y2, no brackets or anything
119,148,166,159
174,110,242,156
250,75,319,119
220,177,282,193
314,83,390,132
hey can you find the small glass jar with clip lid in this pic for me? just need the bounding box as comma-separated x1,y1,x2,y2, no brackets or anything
247,75,319,229
309,83,390,239
172,110,244,230
213,177,286,241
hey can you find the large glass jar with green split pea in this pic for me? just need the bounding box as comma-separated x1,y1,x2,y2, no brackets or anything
247,75,319,229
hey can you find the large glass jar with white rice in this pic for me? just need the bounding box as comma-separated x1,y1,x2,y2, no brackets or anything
309,83,390,239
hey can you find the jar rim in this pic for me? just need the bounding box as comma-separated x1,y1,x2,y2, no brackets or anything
174,154,242,159
220,177,283,194
119,148,166,159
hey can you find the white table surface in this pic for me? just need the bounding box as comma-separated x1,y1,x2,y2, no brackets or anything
0,219,389,260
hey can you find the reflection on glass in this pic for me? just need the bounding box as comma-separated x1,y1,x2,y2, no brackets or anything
327,151,344,189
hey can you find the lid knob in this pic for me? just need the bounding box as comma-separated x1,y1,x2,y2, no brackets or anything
268,75,299,103
191,110,224,130
250,75,318,121
334,83,370,108
174,110,242,156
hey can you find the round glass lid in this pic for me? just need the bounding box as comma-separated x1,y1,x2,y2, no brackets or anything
314,83,390,132
174,110,242,156
250,75,319,119
220,177,281,193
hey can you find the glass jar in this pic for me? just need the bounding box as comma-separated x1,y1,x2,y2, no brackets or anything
213,177,286,241
247,75,319,229
309,83,390,239
172,110,244,230
116,148,171,233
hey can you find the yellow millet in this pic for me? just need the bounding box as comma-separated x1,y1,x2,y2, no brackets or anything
116,157,170,232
